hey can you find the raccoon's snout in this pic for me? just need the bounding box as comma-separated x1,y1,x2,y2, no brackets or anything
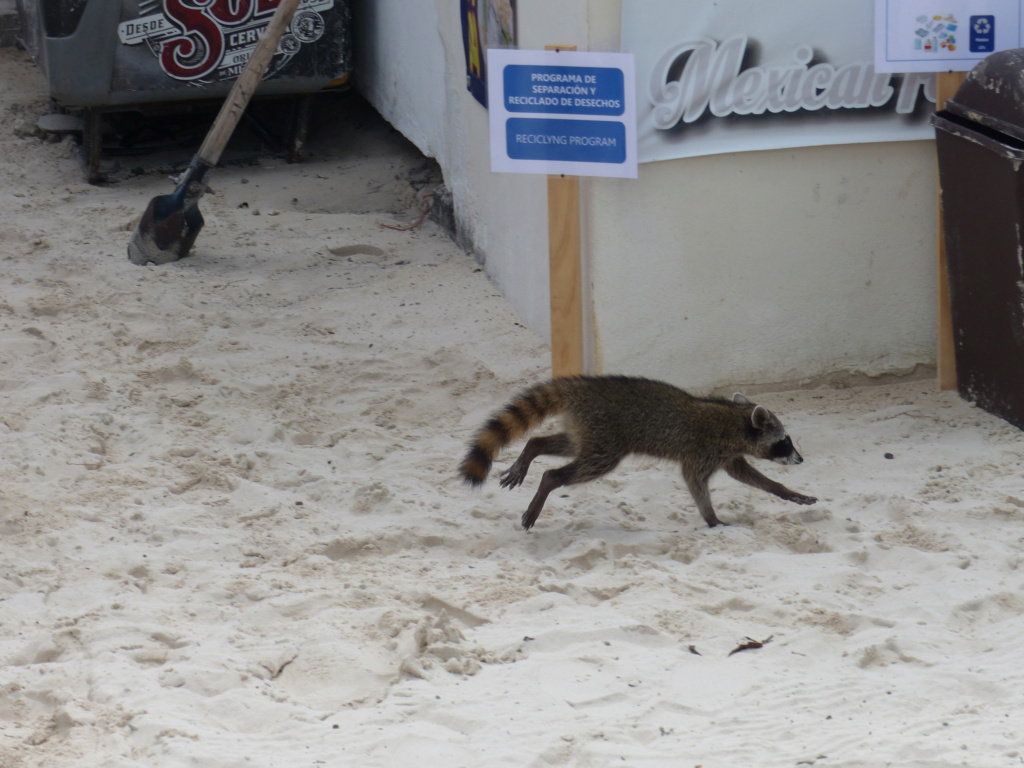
768,436,802,465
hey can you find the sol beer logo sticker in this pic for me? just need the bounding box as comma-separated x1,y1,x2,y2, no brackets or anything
117,0,333,83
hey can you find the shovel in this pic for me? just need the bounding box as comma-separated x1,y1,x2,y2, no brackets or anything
128,0,301,265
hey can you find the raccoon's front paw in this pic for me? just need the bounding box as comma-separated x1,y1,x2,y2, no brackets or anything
499,464,527,489
789,493,817,505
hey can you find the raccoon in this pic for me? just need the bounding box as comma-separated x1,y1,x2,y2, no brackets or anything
459,375,816,530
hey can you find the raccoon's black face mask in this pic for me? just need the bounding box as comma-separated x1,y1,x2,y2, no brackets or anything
769,435,803,465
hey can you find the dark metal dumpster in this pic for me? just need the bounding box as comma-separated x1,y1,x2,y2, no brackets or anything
932,48,1024,431
17,0,352,107
16,0,352,180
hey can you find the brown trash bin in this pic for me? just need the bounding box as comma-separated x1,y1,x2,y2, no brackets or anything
932,48,1024,431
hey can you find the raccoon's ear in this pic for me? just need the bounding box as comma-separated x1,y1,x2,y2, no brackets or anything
732,392,751,406
750,404,772,431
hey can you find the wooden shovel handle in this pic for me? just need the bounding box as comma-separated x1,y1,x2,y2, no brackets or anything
197,0,302,166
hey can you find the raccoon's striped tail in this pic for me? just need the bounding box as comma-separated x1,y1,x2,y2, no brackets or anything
459,379,571,486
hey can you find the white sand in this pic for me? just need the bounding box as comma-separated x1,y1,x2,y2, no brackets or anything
3,47,1024,767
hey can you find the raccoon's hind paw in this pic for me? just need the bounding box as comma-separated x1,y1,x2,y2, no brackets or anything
521,507,541,531
499,464,528,490
789,493,817,505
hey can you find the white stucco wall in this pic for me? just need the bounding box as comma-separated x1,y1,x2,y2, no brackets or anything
351,1,939,390
587,141,937,390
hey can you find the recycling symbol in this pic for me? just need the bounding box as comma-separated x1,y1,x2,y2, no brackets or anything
973,17,992,34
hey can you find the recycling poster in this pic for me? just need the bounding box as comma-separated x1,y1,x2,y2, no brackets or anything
875,0,1023,72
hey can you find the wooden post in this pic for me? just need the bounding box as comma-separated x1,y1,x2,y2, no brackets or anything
936,71,966,390
546,44,583,377
548,172,582,376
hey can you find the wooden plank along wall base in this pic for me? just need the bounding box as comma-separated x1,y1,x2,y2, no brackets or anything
545,44,584,378
936,71,966,391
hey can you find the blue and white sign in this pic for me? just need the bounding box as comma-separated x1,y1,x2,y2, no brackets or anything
969,15,997,52
874,0,1024,72
488,48,637,178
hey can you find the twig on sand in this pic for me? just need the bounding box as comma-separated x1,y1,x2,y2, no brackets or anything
380,194,434,231
728,635,774,657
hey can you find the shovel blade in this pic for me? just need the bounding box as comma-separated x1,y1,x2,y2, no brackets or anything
128,196,205,265
127,164,209,265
